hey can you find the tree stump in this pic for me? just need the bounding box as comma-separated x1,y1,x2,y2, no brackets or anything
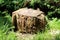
12,8,47,33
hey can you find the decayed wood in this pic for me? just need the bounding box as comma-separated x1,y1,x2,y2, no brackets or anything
12,8,47,33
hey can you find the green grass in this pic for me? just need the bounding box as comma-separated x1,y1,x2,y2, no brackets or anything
33,31,60,40
0,14,17,40
0,31,17,40
47,18,60,30
33,31,53,40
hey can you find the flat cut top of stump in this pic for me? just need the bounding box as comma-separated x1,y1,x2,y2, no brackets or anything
13,8,44,17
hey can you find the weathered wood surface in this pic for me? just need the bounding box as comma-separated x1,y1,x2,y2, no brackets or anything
12,8,47,33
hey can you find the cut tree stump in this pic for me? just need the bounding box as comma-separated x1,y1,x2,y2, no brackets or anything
12,8,47,33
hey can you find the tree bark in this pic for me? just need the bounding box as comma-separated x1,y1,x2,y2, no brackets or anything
12,8,47,33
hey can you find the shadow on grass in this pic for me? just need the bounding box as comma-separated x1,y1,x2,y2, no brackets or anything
55,33,60,40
